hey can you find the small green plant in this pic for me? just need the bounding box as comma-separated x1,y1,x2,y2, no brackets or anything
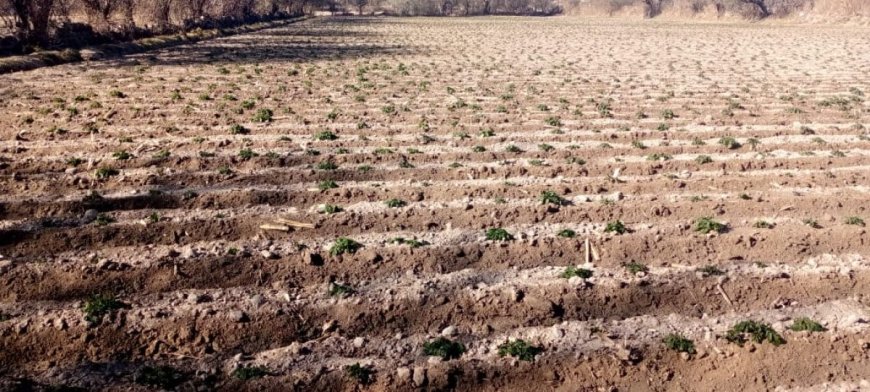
318,180,338,190
719,137,741,150
845,216,865,227
538,143,555,152
803,219,821,229
94,167,119,179
329,282,355,297
695,217,726,234
113,150,132,160
330,237,362,255
695,155,713,164
540,190,565,206
561,266,592,279
661,109,675,120
697,265,725,277
604,220,627,235
505,145,522,153
230,124,249,135
753,220,774,229
82,293,126,324
647,153,672,161
624,262,648,275
135,366,186,389
233,366,270,381
153,150,170,159
314,130,338,140
239,148,257,160
631,140,647,149
390,237,429,248
725,320,785,346
423,338,466,360
497,339,542,362
252,108,273,123
789,317,826,332
663,334,695,354
94,213,115,226
544,116,562,127
147,212,160,223
486,228,513,241
557,229,576,238
472,145,486,152
317,161,338,171
385,198,406,208
320,204,342,214
345,363,374,385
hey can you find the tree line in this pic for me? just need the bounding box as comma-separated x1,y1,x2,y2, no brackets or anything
1,0,560,52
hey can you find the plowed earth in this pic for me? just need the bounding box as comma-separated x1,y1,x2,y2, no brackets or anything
1,16,869,391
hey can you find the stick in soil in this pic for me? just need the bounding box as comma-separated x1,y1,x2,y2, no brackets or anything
260,224,290,232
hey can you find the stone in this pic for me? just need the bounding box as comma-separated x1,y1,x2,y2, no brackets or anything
229,310,249,323
441,325,457,337
82,209,98,223
412,366,427,387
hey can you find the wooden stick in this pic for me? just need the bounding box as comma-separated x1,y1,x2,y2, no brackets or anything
717,282,735,310
260,224,290,232
275,218,314,229
590,243,600,261
584,238,591,264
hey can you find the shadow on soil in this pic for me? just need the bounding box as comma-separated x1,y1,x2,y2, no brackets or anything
89,17,424,69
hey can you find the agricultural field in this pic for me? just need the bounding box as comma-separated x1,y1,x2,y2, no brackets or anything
1,16,870,391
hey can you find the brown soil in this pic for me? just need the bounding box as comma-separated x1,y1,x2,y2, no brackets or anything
1,16,869,391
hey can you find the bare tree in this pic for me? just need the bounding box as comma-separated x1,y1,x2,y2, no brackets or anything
352,0,369,14
5,0,56,44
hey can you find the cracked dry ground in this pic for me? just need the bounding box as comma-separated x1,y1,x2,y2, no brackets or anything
1,16,870,391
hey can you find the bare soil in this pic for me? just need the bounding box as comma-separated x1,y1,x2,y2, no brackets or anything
1,16,869,391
